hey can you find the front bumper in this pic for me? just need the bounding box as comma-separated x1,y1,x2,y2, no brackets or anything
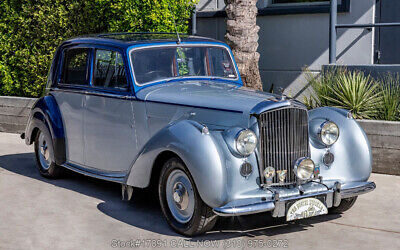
213,181,376,217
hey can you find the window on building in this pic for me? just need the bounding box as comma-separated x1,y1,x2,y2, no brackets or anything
258,0,332,7
272,0,329,4
93,49,128,91
60,48,90,85
256,0,348,15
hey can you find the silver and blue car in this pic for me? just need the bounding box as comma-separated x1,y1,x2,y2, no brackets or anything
22,33,375,236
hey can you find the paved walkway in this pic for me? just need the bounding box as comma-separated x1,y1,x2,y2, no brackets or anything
0,132,399,250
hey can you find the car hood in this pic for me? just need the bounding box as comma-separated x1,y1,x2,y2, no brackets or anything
136,81,293,115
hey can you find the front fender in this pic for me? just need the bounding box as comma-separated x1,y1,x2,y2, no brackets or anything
25,95,66,165
309,107,372,183
126,120,230,208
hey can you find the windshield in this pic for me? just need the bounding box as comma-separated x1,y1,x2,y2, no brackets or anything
130,45,238,85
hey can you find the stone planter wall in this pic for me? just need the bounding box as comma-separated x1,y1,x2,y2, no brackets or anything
357,120,400,176
0,96,36,134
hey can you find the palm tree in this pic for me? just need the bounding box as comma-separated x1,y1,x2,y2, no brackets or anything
224,0,263,90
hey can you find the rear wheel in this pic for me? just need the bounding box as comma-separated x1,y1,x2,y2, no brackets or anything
158,158,217,236
330,196,358,213
34,128,63,178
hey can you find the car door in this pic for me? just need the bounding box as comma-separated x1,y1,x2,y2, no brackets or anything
83,47,138,173
52,46,90,165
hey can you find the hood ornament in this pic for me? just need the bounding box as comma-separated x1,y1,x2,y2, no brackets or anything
276,170,287,184
278,87,287,101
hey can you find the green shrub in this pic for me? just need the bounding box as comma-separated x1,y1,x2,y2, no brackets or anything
0,0,197,98
376,74,400,121
109,0,197,33
304,69,382,119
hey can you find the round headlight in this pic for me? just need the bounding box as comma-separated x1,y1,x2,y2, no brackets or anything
319,121,339,146
235,129,257,156
294,157,315,180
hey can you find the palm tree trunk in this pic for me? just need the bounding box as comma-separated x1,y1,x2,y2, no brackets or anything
224,0,263,90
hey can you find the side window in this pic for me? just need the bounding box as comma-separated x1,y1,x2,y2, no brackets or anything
61,48,90,85
93,49,128,90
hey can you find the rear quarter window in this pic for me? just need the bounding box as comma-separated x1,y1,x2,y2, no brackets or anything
60,48,90,85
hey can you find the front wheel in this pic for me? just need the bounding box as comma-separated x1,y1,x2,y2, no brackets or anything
158,158,217,236
329,196,358,214
34,128,63,178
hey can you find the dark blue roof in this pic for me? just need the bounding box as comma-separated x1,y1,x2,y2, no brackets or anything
62,32,223,49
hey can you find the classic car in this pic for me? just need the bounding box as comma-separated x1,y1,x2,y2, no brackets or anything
22,33,376,236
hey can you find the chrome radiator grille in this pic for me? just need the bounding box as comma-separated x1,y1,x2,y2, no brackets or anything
258,107,310,185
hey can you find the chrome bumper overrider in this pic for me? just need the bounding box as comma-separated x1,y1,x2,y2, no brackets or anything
213,181,376,217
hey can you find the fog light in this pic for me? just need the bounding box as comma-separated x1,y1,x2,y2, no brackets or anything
240,162,253,177
294,157,315,180
323,151,334,166
263,166,275,179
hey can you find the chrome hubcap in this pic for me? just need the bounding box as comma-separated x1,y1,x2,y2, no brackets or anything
173,182,189,210
166,169,195,223
38,133,51,170
40,143,49,161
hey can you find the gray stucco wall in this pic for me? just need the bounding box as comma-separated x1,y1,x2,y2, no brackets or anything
323,64,400,80
196,0,375,99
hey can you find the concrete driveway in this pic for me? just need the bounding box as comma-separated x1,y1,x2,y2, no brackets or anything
0,132,399,250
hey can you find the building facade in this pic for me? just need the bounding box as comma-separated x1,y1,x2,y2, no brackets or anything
195,0,399,98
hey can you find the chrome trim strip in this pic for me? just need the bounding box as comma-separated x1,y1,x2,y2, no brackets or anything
213,201,275,216
213,181,375,217
62,162,127,183
250,100,307,116
51,88,134,100
144,99,243,114
341,181,376,199
128,43,240,86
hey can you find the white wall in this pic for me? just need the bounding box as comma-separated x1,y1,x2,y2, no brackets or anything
196,0,376,98
197,0,225,11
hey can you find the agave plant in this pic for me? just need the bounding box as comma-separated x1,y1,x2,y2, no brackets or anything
376,74,400,121
303,69,338,109
304,68,382,119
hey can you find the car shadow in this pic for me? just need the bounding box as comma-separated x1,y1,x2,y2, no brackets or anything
0,152,342,240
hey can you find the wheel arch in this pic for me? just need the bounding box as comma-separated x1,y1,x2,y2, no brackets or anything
30,127,40,144
25,95,66,165
148,150,181,190
125,120,229,208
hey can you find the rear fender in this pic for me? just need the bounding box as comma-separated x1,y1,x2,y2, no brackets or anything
25,95,66,165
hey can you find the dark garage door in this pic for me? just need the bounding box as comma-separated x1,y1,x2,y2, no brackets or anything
375,0,400,64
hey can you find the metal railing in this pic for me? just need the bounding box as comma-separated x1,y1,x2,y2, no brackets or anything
329,0,400,64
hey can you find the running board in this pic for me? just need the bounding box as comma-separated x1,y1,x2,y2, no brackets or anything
61,162,127,183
